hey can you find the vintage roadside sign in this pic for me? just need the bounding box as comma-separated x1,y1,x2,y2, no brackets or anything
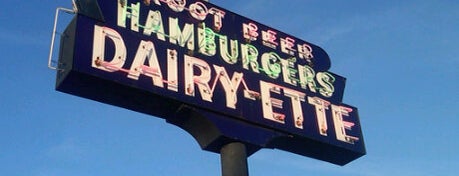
55,0,365,165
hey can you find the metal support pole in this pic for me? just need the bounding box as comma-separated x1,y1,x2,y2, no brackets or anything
198,0,249,175
220,142,249,176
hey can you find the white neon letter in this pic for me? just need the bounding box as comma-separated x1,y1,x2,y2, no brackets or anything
283,88,306,129
308,97,330,136
117,0,140,32
213,65,243,109
241,44,260,73
280,58,298,86
167,0,186,12
167,49,178,92
332,105,359,144
143,10,166,41
189,2,208,21
169,18,195,50
261,52,282,79
260,81,285,124
317,72,335,97
298,43,313,61
184,55,213,102
128,40,164,88
219,35,239,64
262,30,278,48
209,8,225,31
243,23,258,41
298,65,317,92
281,37,295,55
92,25,126,72
198,25,217,56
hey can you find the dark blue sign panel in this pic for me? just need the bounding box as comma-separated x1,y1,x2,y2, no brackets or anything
56,0,365,165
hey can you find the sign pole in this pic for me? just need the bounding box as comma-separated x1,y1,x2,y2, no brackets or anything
220,142,249,176
203,1,249,174
208,0,248,174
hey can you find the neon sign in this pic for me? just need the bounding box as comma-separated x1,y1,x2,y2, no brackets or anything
55,0,365,165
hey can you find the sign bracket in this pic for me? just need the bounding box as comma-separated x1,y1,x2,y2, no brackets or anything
48,6,76,70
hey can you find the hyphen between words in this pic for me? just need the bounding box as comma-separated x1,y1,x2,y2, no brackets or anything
92,0,359,143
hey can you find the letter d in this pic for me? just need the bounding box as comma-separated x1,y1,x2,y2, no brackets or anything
92,25,127,72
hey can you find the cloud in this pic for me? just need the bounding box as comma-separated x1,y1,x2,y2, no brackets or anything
45,138,87,163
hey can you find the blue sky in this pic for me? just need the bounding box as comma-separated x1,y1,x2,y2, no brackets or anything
1,0,458,175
